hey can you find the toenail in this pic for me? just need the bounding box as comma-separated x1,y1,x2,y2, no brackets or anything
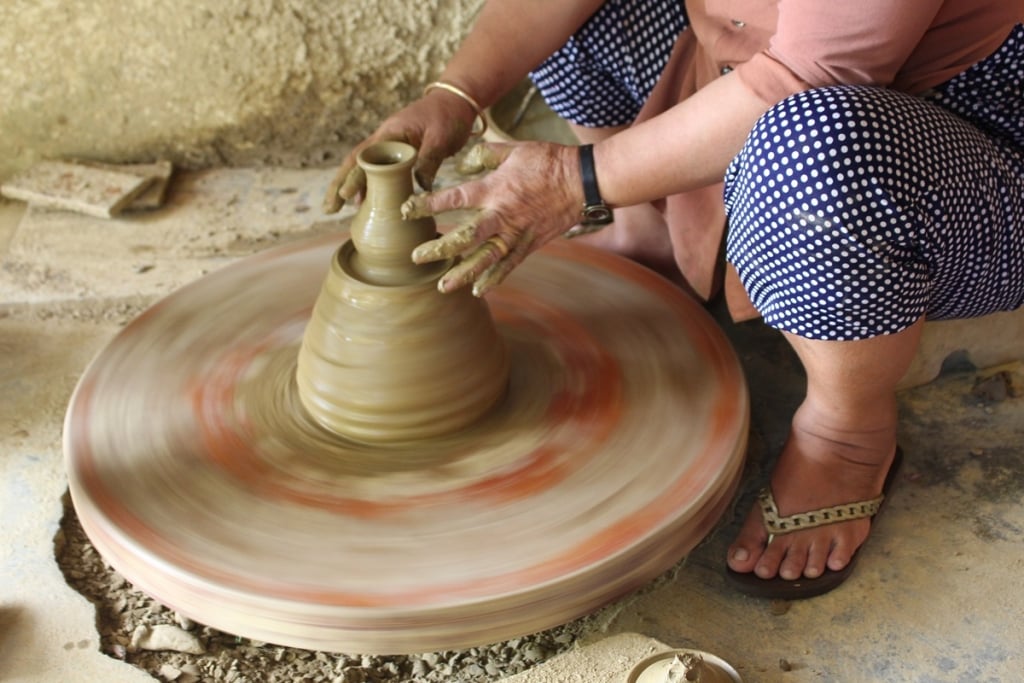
731,548,749,562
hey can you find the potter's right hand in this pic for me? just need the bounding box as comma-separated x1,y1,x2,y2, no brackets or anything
323,87,482,213
402,141,583,297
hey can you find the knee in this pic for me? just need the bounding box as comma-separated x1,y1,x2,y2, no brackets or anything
721,87,933,340
723,85,920,253
725,86,887,214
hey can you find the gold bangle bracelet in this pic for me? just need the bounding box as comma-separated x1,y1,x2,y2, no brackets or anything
424,81,488,137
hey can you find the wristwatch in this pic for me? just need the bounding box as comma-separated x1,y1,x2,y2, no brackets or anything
577,143,613,227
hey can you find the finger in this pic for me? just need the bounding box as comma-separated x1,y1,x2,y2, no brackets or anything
336,166,367,207
472,234,533,297
323,160,357,213
400,182,476,220
437,236,511,293
456,142,512,175
413,150,443,192
401,193,431,220
415,122,466,189
411,220,482,263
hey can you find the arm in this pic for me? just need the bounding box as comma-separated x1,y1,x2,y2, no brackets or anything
405,0,959,293
593,70,772,207
402,73,772,295
323,0,603,212
437,0,605,111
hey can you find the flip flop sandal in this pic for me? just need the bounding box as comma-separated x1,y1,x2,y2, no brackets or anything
725,447,903,600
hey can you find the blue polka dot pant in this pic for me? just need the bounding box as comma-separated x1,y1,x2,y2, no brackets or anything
529,0,688,127
725,25,1024,340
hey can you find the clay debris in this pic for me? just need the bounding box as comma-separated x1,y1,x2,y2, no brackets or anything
0,159,173,218
130,623,206,655
56,500,600,683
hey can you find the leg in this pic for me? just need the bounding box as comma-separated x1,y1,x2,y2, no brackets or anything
722,80,1024,587
728,319,922,580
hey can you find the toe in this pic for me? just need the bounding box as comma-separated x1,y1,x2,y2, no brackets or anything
804,538,830,579
754,536,788,579
826,534,858,572
727,507,769,573
778,538,810,581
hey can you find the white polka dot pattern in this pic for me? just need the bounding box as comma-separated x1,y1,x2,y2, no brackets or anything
724,29,1024,342
530,0,687,127
926,25,1024,149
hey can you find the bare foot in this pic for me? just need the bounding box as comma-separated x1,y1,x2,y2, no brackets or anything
726,401,899,582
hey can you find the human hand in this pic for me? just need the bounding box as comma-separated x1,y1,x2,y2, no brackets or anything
323,90,480,213
402,141,582,297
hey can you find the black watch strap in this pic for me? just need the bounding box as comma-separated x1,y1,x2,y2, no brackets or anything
577,144,613,227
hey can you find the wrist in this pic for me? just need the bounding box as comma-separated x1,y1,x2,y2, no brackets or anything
568,143,613,236
423,80,488,137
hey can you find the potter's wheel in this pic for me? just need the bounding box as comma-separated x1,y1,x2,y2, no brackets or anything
64,230,748,654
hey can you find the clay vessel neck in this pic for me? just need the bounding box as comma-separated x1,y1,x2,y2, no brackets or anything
347,141,439,286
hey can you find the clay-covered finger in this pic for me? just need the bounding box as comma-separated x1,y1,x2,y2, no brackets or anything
436,237,508,293
472,235,533,297
456,143,512,175
323,161,356,213
400,193,431,220
336,166,367,207
411,221,481,263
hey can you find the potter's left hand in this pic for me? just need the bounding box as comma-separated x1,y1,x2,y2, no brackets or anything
402,141,582,297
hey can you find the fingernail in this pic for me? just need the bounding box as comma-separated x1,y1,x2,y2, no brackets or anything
412,244,440,264
414,171,434,192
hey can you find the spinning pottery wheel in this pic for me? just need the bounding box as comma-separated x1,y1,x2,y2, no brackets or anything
64,145,749,655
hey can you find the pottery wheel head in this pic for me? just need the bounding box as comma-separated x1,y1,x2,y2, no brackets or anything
64,231,748,653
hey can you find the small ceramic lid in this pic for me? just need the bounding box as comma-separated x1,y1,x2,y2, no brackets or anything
627,649,742,683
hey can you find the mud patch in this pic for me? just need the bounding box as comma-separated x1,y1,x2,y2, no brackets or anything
899,363,1024,505
898,363,1024,547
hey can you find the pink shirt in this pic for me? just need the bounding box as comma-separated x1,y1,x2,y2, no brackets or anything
713,0,1024,103
639,0,1023,319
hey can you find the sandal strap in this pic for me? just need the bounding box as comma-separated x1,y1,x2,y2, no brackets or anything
758,488,884,535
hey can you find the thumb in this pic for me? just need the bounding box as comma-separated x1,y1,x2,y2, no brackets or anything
413,149,444,192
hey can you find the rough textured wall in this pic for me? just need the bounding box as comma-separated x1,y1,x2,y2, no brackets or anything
0,0,484,181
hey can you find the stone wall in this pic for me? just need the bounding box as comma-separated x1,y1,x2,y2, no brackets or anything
0,0,484,181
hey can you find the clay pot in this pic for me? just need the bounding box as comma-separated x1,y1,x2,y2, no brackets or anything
295,141,510,443
628,650,743,683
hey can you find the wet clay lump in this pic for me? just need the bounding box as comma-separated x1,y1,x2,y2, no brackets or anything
295,141,510,443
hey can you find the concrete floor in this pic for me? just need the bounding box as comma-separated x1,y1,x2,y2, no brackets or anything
2,165,1023,683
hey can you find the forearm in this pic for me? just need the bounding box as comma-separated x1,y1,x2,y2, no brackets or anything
593,72,775,207
438,0,604,109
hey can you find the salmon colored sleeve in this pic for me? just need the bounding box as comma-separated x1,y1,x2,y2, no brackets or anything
734,0,944,104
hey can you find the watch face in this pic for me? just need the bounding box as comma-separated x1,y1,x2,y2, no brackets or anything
581,204,614,226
